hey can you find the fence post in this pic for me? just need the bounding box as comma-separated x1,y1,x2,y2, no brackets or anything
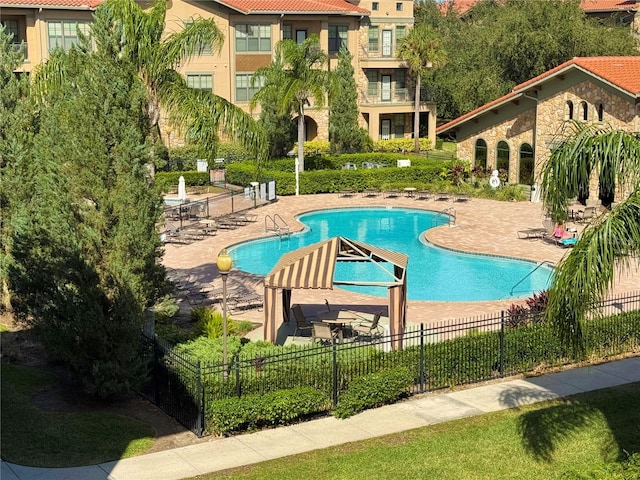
419,323,426,393
196,360,204,437
153,335,161,406
499,311,505,378
332,338,338,407
235,355,241,398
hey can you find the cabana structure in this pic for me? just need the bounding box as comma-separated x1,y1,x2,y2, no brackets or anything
263,236,408,349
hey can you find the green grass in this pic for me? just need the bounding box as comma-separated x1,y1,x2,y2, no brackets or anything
193,383,640,480
1,363,155,467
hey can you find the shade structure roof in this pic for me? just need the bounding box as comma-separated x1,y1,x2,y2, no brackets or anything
264,236,407,290
263,236,408,349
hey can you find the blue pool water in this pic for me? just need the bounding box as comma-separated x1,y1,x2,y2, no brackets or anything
229,207,553,301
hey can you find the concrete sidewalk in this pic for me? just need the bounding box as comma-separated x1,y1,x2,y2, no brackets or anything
3,357,639,480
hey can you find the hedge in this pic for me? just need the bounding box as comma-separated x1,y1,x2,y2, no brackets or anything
155,171,210,193
207,386,330,435
332,366,414,418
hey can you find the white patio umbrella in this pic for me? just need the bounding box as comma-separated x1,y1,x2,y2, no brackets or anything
177,176,187,202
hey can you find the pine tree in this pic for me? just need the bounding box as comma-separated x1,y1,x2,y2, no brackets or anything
329,47,371,154
7,16,164,398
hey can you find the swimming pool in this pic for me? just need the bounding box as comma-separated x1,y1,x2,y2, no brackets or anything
229,207,553,301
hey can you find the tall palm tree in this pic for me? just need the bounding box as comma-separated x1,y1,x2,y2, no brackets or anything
33,0,265,164
251,35,329,172
397,24,446,153
541,122,640,355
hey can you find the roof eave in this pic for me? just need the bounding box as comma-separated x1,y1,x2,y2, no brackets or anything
246,9,368,15
0,3,97,8
437,92,525,134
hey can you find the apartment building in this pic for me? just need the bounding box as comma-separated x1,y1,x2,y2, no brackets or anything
1,0,437,145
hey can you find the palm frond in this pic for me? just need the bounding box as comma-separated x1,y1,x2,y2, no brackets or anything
162,19,224,71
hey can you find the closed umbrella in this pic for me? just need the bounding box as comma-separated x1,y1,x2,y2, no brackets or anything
178,176,187,202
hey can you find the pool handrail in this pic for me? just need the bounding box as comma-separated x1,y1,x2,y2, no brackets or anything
509,260,555,296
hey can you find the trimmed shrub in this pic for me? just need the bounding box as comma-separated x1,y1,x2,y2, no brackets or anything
208,386,330,435
333,366,414,418
155,171,210,193
166,145,207,172
373,138,431,153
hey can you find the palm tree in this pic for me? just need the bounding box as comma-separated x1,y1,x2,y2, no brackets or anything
540,122,640,355
33,0,265,164
251,35,329,172
397,24,446,153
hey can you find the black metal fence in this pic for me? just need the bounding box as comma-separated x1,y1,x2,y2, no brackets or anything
140,290,640,436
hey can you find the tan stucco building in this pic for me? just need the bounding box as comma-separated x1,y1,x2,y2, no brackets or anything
1,0,437,145
437,56,640,205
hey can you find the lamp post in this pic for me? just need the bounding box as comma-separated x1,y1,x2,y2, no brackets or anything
295,157,300,196
216,249,232,378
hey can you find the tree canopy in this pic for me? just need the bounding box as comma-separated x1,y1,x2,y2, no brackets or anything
541,123,640,355
416,0,640,120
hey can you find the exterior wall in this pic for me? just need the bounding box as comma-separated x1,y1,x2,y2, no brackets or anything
454,78,639,201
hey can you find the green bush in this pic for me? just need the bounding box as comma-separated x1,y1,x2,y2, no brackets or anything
373,138,431,153
172,336,244,366
191,306,255,338
155,171,210,193
166,145,207,172
208,387,330,435
333,366,414,418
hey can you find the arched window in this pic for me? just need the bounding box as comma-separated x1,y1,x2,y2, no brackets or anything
597,103,604,122
566,100,574,120
518,143,534,185
474,138,488,171
496,140,510,177
580,101,588,121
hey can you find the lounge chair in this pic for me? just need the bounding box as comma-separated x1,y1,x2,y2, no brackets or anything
228,292,263,312
362,188,381,198
384,189,400,198
517,227,547,240
291,304,316,336
550,223,578,247
311,322,339,345
339,189,356,198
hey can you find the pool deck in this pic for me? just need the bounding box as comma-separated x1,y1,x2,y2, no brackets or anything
162,193,639,337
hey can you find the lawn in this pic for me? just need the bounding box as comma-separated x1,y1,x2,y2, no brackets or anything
194,382,640,480
0,363,155,467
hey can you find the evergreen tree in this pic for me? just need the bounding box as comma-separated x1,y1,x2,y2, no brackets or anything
329,47,371,154
7,16,164,398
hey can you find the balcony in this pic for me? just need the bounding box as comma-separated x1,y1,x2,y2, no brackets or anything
11,42,28,60
361,87,411,105
359,44,404,68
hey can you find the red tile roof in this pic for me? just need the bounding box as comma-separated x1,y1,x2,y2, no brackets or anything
217,0,369,15
1,0,102,7
439,0,639,15
437,56,640,133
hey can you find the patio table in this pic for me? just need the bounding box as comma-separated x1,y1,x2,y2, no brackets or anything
316,310,362,342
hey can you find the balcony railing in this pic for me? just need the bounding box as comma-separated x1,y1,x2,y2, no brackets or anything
361,87,410,104
360,43,401,60
11,42,28,59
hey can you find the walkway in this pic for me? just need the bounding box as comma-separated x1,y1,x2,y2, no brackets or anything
2,357,639,480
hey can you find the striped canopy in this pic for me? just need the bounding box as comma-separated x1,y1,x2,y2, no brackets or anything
263,237,408,349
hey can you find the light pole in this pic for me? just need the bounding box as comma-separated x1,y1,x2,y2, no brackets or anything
295,157,300,196
216,249,232,378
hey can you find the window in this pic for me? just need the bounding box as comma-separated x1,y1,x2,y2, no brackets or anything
372,2,379,10
518,143,534,185
368,26,379,52
566,100,574,120
47,20,90,51
184,21,211,54
396,26,406,44
235,24,271,52
296,30,307,44
235,73,264,102
328,25,348,54
381,30,392,56
580,101,588,121
394,114,405,138
474,139,487,171
597,103,604,122
396,2,403,11
496,140,510,175
282,25,292,40
395,70,407,100
2,19,19,41
186,74,213,92
366,71,378,96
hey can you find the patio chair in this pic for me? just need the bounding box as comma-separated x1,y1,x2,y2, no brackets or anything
292,304,316,336
576,206,597,223
352,311,384,339
311,322,339,345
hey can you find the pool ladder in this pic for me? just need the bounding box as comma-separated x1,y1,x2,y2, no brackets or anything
431,207,456,228
509,260,555,296
265,214,290,240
